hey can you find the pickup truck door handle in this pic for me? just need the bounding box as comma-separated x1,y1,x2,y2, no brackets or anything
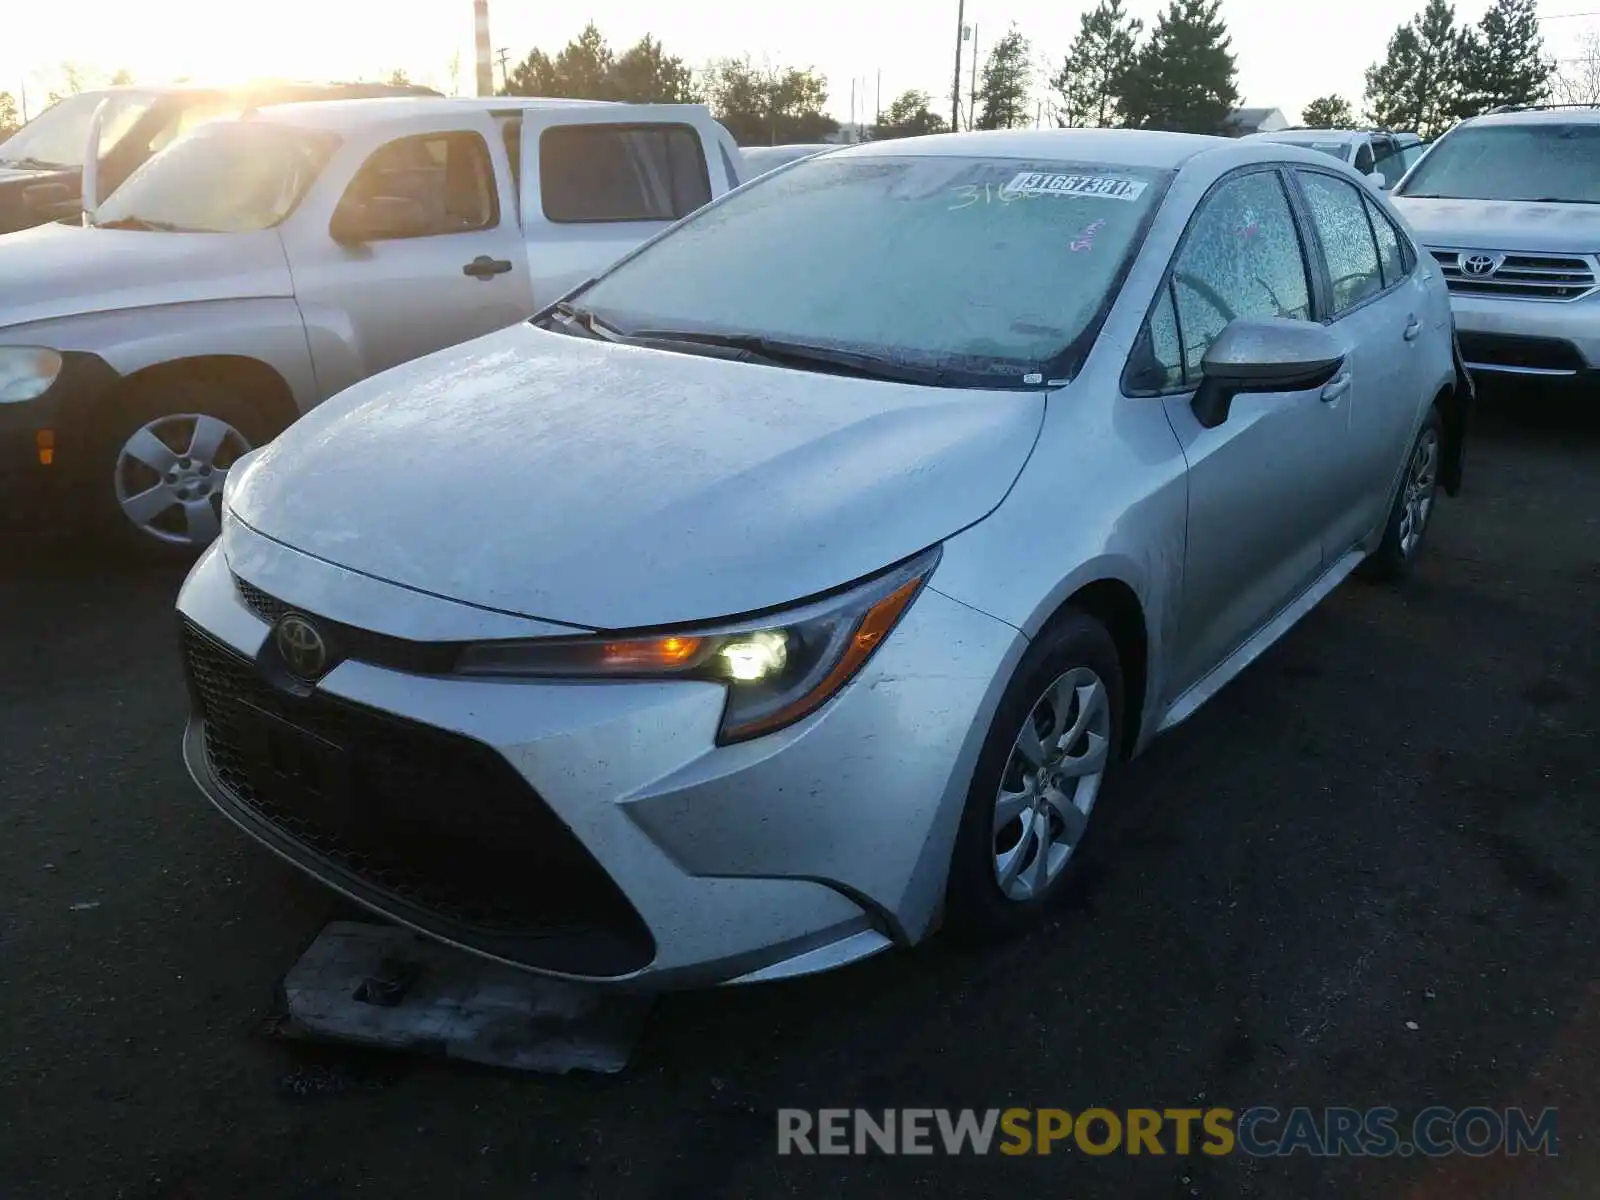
1321,373,1352,403
463,256,513,280
1403,315,1422,341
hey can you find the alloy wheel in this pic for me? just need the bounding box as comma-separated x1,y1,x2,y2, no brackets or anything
991,666,1111,902
114,413,251,548
1397,427,1439,558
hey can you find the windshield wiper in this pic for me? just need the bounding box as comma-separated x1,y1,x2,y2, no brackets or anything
548,300,629,342
93,215,189,232
626,329,952,386
1529,196,1600,205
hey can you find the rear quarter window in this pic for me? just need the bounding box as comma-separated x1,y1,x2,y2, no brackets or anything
540,123,712,223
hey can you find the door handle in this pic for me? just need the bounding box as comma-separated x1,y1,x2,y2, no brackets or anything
1321,373,1352,402
463,255,513,280
1403,315,1422,341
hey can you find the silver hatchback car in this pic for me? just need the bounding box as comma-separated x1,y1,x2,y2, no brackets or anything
177,129,1469,991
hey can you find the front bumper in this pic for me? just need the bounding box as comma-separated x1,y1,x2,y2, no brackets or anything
175,527,1024,991
0,350,122,531
1446,291,1600,383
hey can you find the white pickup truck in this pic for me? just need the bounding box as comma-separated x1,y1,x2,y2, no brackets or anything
0,96,747,555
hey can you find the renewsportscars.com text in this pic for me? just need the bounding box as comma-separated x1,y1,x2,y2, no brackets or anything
777,1107,1559,1158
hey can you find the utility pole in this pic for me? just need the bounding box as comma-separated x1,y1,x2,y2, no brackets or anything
495,47,511,91
969,24,979,131
951,0,965,132
876,69,882,128
19,80,28,123
473,0,494,97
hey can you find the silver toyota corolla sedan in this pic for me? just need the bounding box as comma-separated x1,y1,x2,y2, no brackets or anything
176,129,1470,991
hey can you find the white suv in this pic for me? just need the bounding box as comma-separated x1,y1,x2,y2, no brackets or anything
1389,105,1600,386
1247,128,1424,191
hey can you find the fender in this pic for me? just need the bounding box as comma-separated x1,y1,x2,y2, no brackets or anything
0,298,320,413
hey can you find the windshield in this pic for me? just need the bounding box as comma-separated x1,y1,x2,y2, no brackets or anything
573,155,1170,384
95,121,339,233
0,91,157,169
1395,124,1600,203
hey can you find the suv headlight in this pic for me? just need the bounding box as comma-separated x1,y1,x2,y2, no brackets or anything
456,545,941,744
0,346,64,404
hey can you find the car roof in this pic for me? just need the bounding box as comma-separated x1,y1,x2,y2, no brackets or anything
1466,105,1600,127
249,95,700,130
827,127,1235,170
55,80,440,101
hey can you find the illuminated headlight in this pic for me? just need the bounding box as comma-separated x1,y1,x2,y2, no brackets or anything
455,546,941,744
0,346,64,404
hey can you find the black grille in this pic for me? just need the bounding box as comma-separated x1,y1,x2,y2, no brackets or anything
1429,248,1597,300
235,576,288,624
181,620,654,976
1456,332,1588,373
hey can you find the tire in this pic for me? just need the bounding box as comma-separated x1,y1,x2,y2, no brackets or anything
87,374,278,563
1359,405,1443,584
943,608,1124,940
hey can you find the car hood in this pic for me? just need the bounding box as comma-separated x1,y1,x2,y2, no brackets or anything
1391,196,1600,254
230,323,1046,630
0,222,293,331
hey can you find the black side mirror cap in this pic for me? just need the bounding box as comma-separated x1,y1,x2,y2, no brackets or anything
1191,317,1345,429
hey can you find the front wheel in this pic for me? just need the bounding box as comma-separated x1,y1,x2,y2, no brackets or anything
1360,406,1443,583
91,377,268,562
944,609,1123,939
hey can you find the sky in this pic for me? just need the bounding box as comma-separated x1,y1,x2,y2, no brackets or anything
4,0,1598,126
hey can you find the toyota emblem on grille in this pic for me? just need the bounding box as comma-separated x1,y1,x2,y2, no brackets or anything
275,613,328,679
1460,253,1502,277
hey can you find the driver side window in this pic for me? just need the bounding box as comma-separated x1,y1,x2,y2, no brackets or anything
1133,170,1312,390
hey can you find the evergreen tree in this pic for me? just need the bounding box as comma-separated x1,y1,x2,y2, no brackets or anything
610,35,699,104
976,27,1034,130
502,22,614,99
1118,0,1239,134
1460,0,1550,111
1301,95,1355,128
1053,0,1143,128
1363,0,1471,138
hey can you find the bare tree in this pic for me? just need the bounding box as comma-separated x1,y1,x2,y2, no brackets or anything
1553,30,1600,104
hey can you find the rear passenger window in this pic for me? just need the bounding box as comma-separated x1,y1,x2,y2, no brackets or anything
540,124,712,223
1297,171,1384,315
339,132,497,237
1364,194,1408,287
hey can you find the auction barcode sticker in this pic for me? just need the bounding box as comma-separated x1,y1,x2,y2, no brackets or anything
1002,172,1148,201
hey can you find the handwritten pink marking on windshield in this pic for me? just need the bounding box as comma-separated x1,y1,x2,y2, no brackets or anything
1070,218,1107,252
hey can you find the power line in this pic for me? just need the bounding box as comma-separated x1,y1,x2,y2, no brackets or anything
1540,9,1600,18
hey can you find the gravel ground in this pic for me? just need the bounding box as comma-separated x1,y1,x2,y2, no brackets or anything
1,401,1595,1199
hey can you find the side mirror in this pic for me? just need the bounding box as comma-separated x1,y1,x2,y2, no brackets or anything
329,194,430,243
1191,317,1345,429
1366,170,1391,190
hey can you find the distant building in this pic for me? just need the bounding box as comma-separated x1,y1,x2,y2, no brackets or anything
825,123,870,145
1222,107,1290,137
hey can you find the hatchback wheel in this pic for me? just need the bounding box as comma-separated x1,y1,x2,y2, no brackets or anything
945,609,1123,938
1361,406,1443,583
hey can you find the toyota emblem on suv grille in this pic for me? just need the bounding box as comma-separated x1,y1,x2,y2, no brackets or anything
1460,253,1502,277
275,613,329,679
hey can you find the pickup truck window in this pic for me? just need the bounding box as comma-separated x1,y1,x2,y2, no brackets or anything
94,121,339,233
540,123,711,223
339,132,499,237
